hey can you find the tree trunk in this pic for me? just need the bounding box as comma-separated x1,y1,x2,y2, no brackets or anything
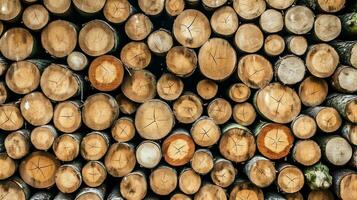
43,0,71,16
207,98,232,125
0,82,7,105
333,169,357,200
179,168,201,195
0,57,8,76
234,24,264,53
125,14,153,41
157,73,184,101
291,114,317,139
75,186,106,200
285,35,308,56
5,130,30,159
298,76,328,107
304,163,332,190
165,0,185,17
121,70,156,103
67,51,88,71
210,158,236,188
120,42,151,70
30,125,57,151
0,0,22,21
166,46,197,77
103,0,133,24
115,93,138,115
53,100,81,133
136,140,162,169
331,41,357,68
274,55,305,85
305,106,342,133
331,65,357,93
210,6,238,37
292,139,321,166
232,102,256,126
0,28,35,61
259,9,283,33
54,193,73,200
232,0,266,20
120,171,147,200
314,14,341,42
104,142,136,177
0,177,31,200
0,103,24,131
20,92,53,126
72,0,106,15
276,164,304,193
228,83,250,103
0,152,17,180
138,0,165,16
284,6,314,34
111,117,135,142
264,34,285,56
149,166,178,195
190,149,214,175
244,156,276,188
194,183,227,200
22,4,49,31
147,29,173,55
173,93,203,124
81,131,110,161
306,43,339,78
229,180,264,200
318,135,353,166
326,94,357,123
55,162,82,193
52,133,82,162
191,116,221,147
265,0,294,10
340,123,357,145
82,160,107,187
30,191,54,200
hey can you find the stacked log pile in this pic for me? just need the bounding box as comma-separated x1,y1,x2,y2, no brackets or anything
0,0,357,199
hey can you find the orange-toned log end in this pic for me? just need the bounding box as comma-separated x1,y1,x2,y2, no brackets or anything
162,131,195,166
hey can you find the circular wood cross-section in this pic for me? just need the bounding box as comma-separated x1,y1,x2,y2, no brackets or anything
191,116,221,147
53,101,81,133
233,0,266,20
104,0,132,24
173,93,203,124
121,70,156,103
81,132,109,161
22,4,49,31
210,6,239,36
136,140,162,168
72,0,106,14
82,161,107,187
0,0,22,21
166,46,197,77
234,24,264,53
104,143,136,177
306,44,339,78
0,28,33,61
150,166,177,195
285,6,314,35
121,42,151,70
6,61,41,94
125,13,153,41
277,165,304,193
293,140,321,166
111,117,135,142
0,104,24,131
20,92,53,126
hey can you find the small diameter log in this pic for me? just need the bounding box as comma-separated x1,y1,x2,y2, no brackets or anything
244,156,276,188
210,158,236,188
314,14,341,42
0,152,16,180
232,102,256,126
285,6,314,34
179,168,201,195
191,117,220,146
199,38,237,81
135,99,174,140
43,0,71,16
266,0,294,10
88,55,124,91
173,9,211,48
275,55,305,85
20,92,53,126
103,0,133,24
196,79,217,100
111,117,135,142
120,171,147,200
305,106,342,133
191,149,214,175
291,115,317,139
277,164,304,193
233,0,266,20
75,186,106,200
207,98,232,125
340,12,357,36
150,166,177,195
166,46,197,77
22,4,49,31
0,177,30,200
253,122,294,160
79,20,119,56
234,24,264,53
0,0,22,21
67,51,88,71
72,0,106,15
55,162,82,193
264,34,285,57
157,73,184,101
0,103,23,131
5,130,30,159
138,0,165,16
171,193,190,200
308,190,334,200
116,94,138,115
0,28,34,61
53,101,81,133
304,163,332,190
299,76,328,107
341,123,357,145
326,94,357,123
260,9,283,33
319,135,352,166
162,130,195,166
82,93,119,130
81,131,110,161
121,42,151,70
147,29,173,55
104,142,136,177
306,43,339,78
19,151,60,189
303,0,345,13
136,140,162,168
230,180,263,200
194,184,227,200
286,36,308,56
229,83,250,103
53,133,81,162
333,170,357,200
254,82,301,124
237,54,273,89
173,93,203,124
165,0,185,17
121,70,156,103
125,13,153,41
0,82,7,104
210,6,239,37
82,161,107,187
332,65,357,93
31,125,57,151
219,123,256,163
331,41,357,68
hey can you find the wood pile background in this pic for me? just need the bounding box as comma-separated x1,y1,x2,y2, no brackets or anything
0,0,357,199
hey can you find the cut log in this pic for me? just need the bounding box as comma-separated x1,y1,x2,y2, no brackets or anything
43,0,71,16
0,177,30,200
274,55,305,85
54,193,73,200
306,43,339,78
166,46,197,77
291,114,317,139
111,117,135,142
202,0,226,10
196,79,217,100
19,151,60,188
125,13,153,41
254,82,301,123
210,6,238,37
81,131,110,161
31,125,57,151
173,93,203,124
302,0,345,13
228,83,250,103
0,152,16,180
232,102,256,126
191,116,221,147
52,133,81,162
304,163,332,190
299,76,328,107
67,51,88,71
136,140,162,168
82,93,119,130
20,92,53,126
341,123,357,145
237,54,273,89
103,0,133,24
265,0,294,10
179,168,201,195
79,20,119,56
82,161,107,187
284,6,314,34
264,34,285,57
173,9,211,48
30,191,54,200
120,171,147,200
318,135,352,166
165,0,185,17
120,42,151,70
308,190,334,200
138,0,165,16
194,184,227,200
331,65,357,93
210,158,236,188
233,0,266,20
107,187,124,200
121,69,156,103
276,164,304,193
22,4,49,31
116,93,138,115
0,57,8,76
53,101,81,133
135,99,174,140
244,156,276,188
171,193,191,200
150,166,177,195
0,0,22,21
234,24,264,53
207,98,232,125
0,28,34,61
305,106,342,133
55,162,82,193
198,38,237,81
253,121,294,160
230,180,264,200
331,41,357,68
104,142,136,177
314,14,341,42
326,94,357,123
75,186,106,200
147,29,173,55
259,9,283,33
285,35,308,56
0,82,7,104
72,0,106,15
333,169,357,200
219,123,256,162
157,73,184,101
0,103,24,131
190,150,214,176
5,130,30,159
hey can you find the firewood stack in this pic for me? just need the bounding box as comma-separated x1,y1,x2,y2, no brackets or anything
0,0,357,199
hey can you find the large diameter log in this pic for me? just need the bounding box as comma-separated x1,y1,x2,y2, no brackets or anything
254,82,301,123
234,24,264,53
198,38,237,81
333,170,357,200
253,121,294,160
304,163,332,190
314,14,341,42
82,93,119,130
0,28,35,61
53,133,81,162
121,70,156,103
55,162,82,193
72,0,106,15
53,101,81,133
157,73,184,101
305,106,342,133
0,0,22,21
230,180,263,200
136,140,162,168
147,29,173,55
210,158,236,188
190,149,214,175
173,9,211,48
19,151,60,189
82,161,107,187
22,4,49,31
285,35,308,56
67,51,88,71
103,0,133,24
179,168,201,195
341,123,357,145
302,0,345,13
264,34,285,57
135,99,174,140
332,65,357,93
79,20,119,56
326,94,357,123
81,131,110,161
318,135,352,166
111,117,135,142
20,92,53,126
265,0,294,10
120,171,147,200
331,41,357,68
0,152,16,180
232,102,256,126
232,0,266,20
293,139,322,166
75,186,106,200
0,103,24,131
0,177,30,200
277,164,304,193
308,190,334,200
125,13,153,41
120,42,151,70
5,130,30,159
31,125,57,151
291,114,317,139
306,43,339,78
210,6,238,37
104,142,136,177
139,0,164,16
150,166,177,195
259,9,283,33
244,156,276,188
285,6,314,34
43,0,71,16
173,93,203,124
191,116,221,147
165,0,185,17
299,76,328,107
219,123,256,163
166,46,197,77
274,55,305,85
